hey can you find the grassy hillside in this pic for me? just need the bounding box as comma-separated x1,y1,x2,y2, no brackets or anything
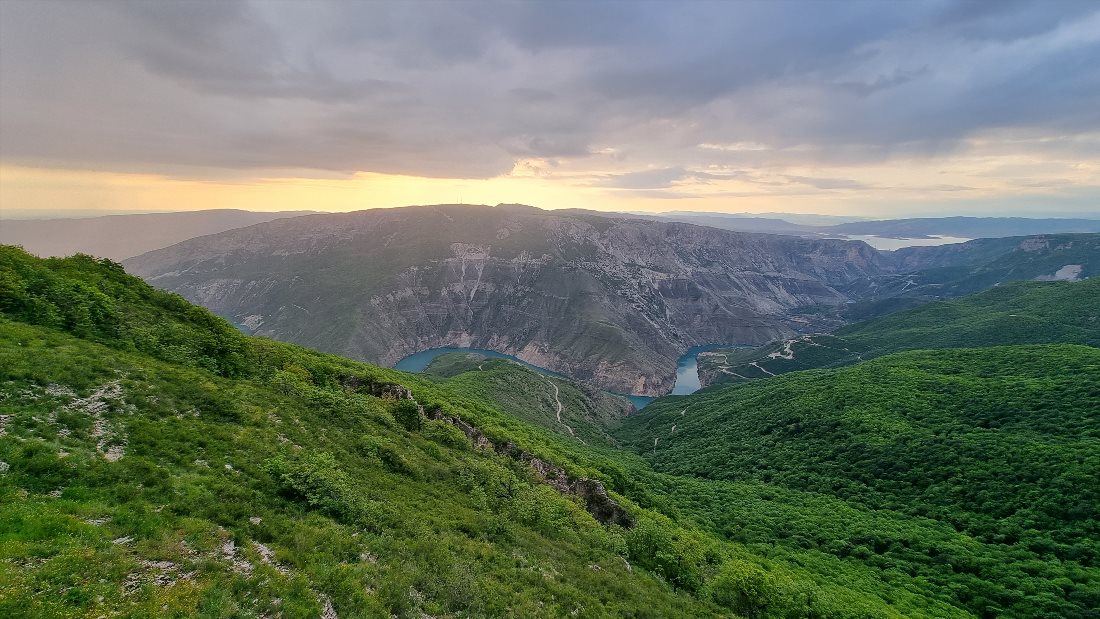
423,352,632,445
2,319,724,618
616,346,1100,617
2,245,986,618
699,277,1099,386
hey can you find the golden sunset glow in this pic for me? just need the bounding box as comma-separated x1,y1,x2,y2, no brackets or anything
1,2,1097,219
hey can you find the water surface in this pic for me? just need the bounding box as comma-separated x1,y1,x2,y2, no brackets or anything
395,347,564,377
670,344,728,395
836,234,971,251
394,345,728,409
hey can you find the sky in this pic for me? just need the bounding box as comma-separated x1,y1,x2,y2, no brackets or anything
1,0,1098,219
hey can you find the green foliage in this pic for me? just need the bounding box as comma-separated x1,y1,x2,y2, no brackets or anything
424,354,632,444
617,345,1100,617
626,515,715,592
509,484,579,536
358,436,418,477
703,560,781,618
839,277,1100,351
421,419,469,449
266,452,385,529
5,243,1093,618
0,316,728,617
702,277,1100,386
391,399,422,431
0,245,248,376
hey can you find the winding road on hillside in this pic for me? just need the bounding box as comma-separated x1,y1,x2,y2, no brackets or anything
544,378,583,443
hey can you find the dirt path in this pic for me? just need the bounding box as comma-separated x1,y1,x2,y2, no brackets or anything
544,378,583,443
767,338,798,361
750,362,776,377
719,368,751,379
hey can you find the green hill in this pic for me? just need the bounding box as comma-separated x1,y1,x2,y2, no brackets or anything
858,233,1100,300
615,346,1100,617
699,277,1099,386
3,245,991,618
422,352,632,445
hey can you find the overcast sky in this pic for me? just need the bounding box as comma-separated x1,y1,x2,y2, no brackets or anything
1,0,1098,217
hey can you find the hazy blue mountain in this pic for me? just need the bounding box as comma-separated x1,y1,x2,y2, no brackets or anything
827,216,1100,239
0,209,315,260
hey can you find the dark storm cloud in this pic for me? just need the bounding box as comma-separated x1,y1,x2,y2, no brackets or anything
0,0,1097,180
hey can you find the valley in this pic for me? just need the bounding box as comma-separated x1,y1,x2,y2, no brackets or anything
121,204,1100,399
395,345,727,408
2,232,1098,617
123,204,888,396
4,3,1098,617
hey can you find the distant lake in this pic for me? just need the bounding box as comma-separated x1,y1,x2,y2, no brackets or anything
393,346,721,409
837,234,971,251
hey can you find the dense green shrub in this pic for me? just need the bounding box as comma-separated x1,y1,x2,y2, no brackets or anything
391,399,422,431
265,452,385,529
422,419,469,449
0,246,248,376
626,515,714,591
704,559,781,617
359,435,418,477
617,345,1100,617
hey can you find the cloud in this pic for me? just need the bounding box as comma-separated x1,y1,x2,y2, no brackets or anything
784,176,871,190
593,168,692,189
835,67,930,97
698,142,772,152
0,0,1097,203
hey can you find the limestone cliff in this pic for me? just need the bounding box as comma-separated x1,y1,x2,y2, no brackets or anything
125,204,891,395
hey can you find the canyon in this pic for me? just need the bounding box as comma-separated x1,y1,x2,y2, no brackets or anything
124,204,1099,395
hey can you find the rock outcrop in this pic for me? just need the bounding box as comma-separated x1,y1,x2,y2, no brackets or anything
343,374,635,528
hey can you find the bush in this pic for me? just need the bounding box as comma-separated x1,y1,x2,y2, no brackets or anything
626,515,711,591
704,559,782,617
508,484,578,536
422,420,468,449
359,436,418,478
391,400,421,431
265,452,384,529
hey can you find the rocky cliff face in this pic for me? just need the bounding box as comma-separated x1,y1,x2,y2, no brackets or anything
125,204,892,395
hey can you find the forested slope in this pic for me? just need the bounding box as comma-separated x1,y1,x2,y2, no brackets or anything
616,346,1100,617
699,277,1099,386
423,352,632,445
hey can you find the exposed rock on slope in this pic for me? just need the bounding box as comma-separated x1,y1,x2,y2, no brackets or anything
125,204,891,394
340,373,635,527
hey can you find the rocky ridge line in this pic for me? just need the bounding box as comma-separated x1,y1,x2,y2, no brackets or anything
342,376,635,529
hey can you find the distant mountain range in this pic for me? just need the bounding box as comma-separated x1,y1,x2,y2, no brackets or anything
0,209,314,260
644,212,1100,240
827,215,1100,238
122,204,1100,395
4,207,1097,261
